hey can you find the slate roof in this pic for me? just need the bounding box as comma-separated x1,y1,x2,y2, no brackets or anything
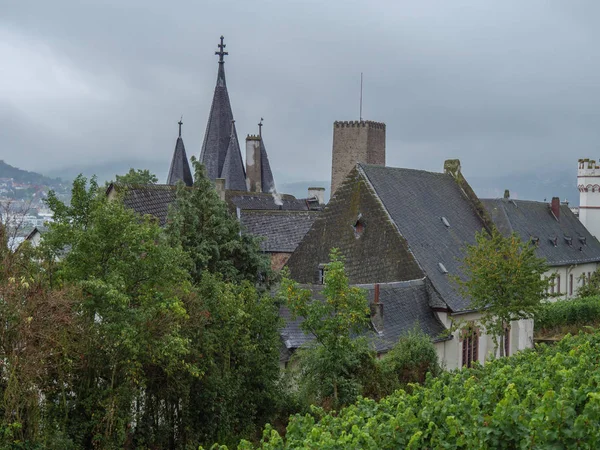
119,184,177,226
200,59,246,191
225,191,321,212
260,138,275,193
167,135,193,187
482,198,600,266
359,163,487,312
279,279,449,360
240,210,319,252
220,123,247,191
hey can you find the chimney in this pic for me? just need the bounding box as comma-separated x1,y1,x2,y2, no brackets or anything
370,284,384,332
551,197,560,220
504,189,510,199
308,187,325,205
331,120,386,195
215,178,226,201
443,159,462,179
245,135,262,192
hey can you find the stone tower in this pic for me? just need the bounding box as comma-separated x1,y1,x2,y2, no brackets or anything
578,158,600,238
331,120,386,195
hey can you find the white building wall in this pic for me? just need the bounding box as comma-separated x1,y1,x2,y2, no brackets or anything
544,262,599,300
434,311,534,371
578,159,600,239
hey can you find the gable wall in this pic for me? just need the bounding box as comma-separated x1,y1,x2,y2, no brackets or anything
286,167,423,284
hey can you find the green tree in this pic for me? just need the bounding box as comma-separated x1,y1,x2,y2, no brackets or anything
114,168,158,185
577,270,600,298
41,175,195,448
166,159,271,286
455,229,549,357
282,249,374,409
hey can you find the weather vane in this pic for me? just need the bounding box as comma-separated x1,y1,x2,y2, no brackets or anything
258,118,264,137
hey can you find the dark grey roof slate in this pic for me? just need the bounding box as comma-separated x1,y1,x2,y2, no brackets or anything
260,138,275,193
279,279,448,358
359,163,487,312
167,136,193,187
220,125,247,191
226,191,317,211
200,62,235,182
120,184,177,226
482,198,600,266
240,210,319,252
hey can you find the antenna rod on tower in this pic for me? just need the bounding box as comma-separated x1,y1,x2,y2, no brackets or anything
359,72,363,121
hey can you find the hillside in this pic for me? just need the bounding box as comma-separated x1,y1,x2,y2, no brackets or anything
0,160,63,187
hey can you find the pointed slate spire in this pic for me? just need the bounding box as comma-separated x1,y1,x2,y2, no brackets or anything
258,120,275,192
167,119,193,186
221,121,247,191
200,36,235,182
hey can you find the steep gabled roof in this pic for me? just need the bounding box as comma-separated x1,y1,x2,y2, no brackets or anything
220,123,247,191
260,138,275,193
279,280,449,360
482,198,600,266
200,56,235,182
114,184,178,226
240,210,319,252
167,123,193,187
359,163,488,312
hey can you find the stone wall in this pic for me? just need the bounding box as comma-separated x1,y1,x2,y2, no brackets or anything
330,120,385,195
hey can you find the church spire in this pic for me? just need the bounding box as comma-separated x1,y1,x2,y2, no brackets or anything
221,120,247,191
200,35,242,189
167,118,193,187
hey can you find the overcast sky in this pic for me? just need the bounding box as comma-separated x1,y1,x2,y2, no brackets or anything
1,0,599,190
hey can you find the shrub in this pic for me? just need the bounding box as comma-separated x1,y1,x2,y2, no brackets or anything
535,295,600,331
376,327,441,396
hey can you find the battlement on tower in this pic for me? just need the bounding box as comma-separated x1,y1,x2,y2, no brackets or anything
246,134,261,141
334,120,386,130
333,120,385,131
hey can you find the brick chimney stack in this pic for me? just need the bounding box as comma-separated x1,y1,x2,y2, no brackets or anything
245,135,262,192
551,197,560,220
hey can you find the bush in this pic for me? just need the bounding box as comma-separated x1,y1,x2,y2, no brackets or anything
376,327,441,397
535,295,600,331
225,331,600,449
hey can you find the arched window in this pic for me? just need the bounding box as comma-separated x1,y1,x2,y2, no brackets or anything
461,323,479,368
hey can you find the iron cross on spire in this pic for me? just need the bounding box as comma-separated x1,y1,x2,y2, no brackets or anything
258,118,264,137
215,36,228,63
178,116,183,137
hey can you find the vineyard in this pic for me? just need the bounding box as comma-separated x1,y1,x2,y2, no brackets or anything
225,331,600,449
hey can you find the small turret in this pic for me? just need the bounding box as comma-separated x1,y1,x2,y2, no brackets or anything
167,119,193,186
578,158,600,237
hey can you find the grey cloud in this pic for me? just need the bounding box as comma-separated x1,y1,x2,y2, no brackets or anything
2,0,600,194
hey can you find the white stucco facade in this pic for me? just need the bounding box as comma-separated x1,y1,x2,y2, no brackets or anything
544,262,599,300
578,159,600,239
434,310,534,371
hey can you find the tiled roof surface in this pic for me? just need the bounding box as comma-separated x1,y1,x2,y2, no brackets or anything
120,185,177,226
360,164,487,312
226,191,316,211
240,210,319,252
199,62,237,182
220,126,247,191
482,198,600,266
167,136,193,187
279,280,448,359
260,138,275,193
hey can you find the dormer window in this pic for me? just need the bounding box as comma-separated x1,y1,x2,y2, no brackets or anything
353,213,365,239
441,217,450,227
438,262,449,274
550,236,558,247
530,236,540,247
318,264,327,284
564,235,573,247
579,236,587,246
